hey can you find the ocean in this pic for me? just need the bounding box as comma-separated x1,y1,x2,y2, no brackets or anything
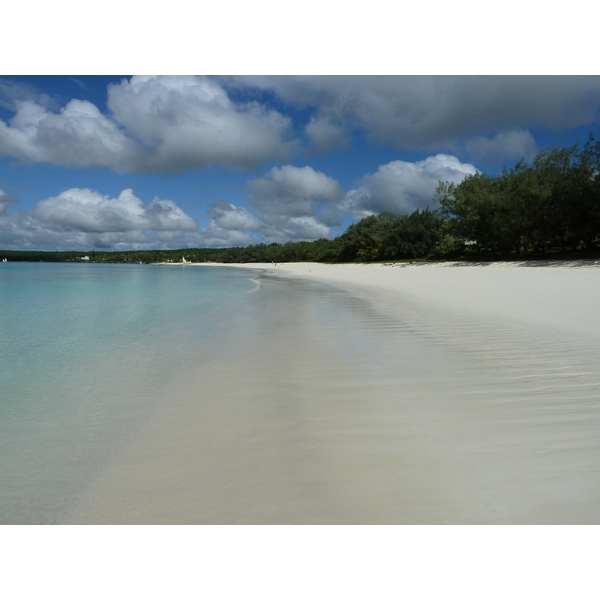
0,262,258,524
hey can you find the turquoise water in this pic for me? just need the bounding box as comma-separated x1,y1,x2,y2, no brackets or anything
0,262,257,523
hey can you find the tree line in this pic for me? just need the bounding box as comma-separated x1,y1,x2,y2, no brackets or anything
436,133,600,255
2,133,599,264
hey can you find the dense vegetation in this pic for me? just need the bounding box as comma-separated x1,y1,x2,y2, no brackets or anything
435,133,600,256
2,134,599,264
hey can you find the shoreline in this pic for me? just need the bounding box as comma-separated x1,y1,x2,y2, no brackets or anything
73,260,600,523
196,260,600,340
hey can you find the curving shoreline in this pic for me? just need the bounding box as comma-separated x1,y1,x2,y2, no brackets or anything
73,261,600,523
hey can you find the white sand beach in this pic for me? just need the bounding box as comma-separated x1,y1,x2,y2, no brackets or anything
72,260,600,524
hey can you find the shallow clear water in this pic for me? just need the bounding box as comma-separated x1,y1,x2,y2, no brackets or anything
3,263,600,524
0,262,257,523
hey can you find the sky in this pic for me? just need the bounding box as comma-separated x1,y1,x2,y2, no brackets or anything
0,74,599,251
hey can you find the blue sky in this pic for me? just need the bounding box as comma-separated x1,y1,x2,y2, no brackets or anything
1,75,599,251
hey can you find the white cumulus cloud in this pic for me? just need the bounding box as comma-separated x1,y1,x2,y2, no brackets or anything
344,154,478,218
0,188,199,251
196,166,345,244
268,215,331,242
0,99,144,170
195,222,256,248
207,200,263,232
0,76,296,173
248,164,343,219
31,188,197,232
240,164,345,241
107,76,296,172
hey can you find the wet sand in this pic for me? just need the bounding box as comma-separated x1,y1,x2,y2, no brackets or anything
72,261,600,524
